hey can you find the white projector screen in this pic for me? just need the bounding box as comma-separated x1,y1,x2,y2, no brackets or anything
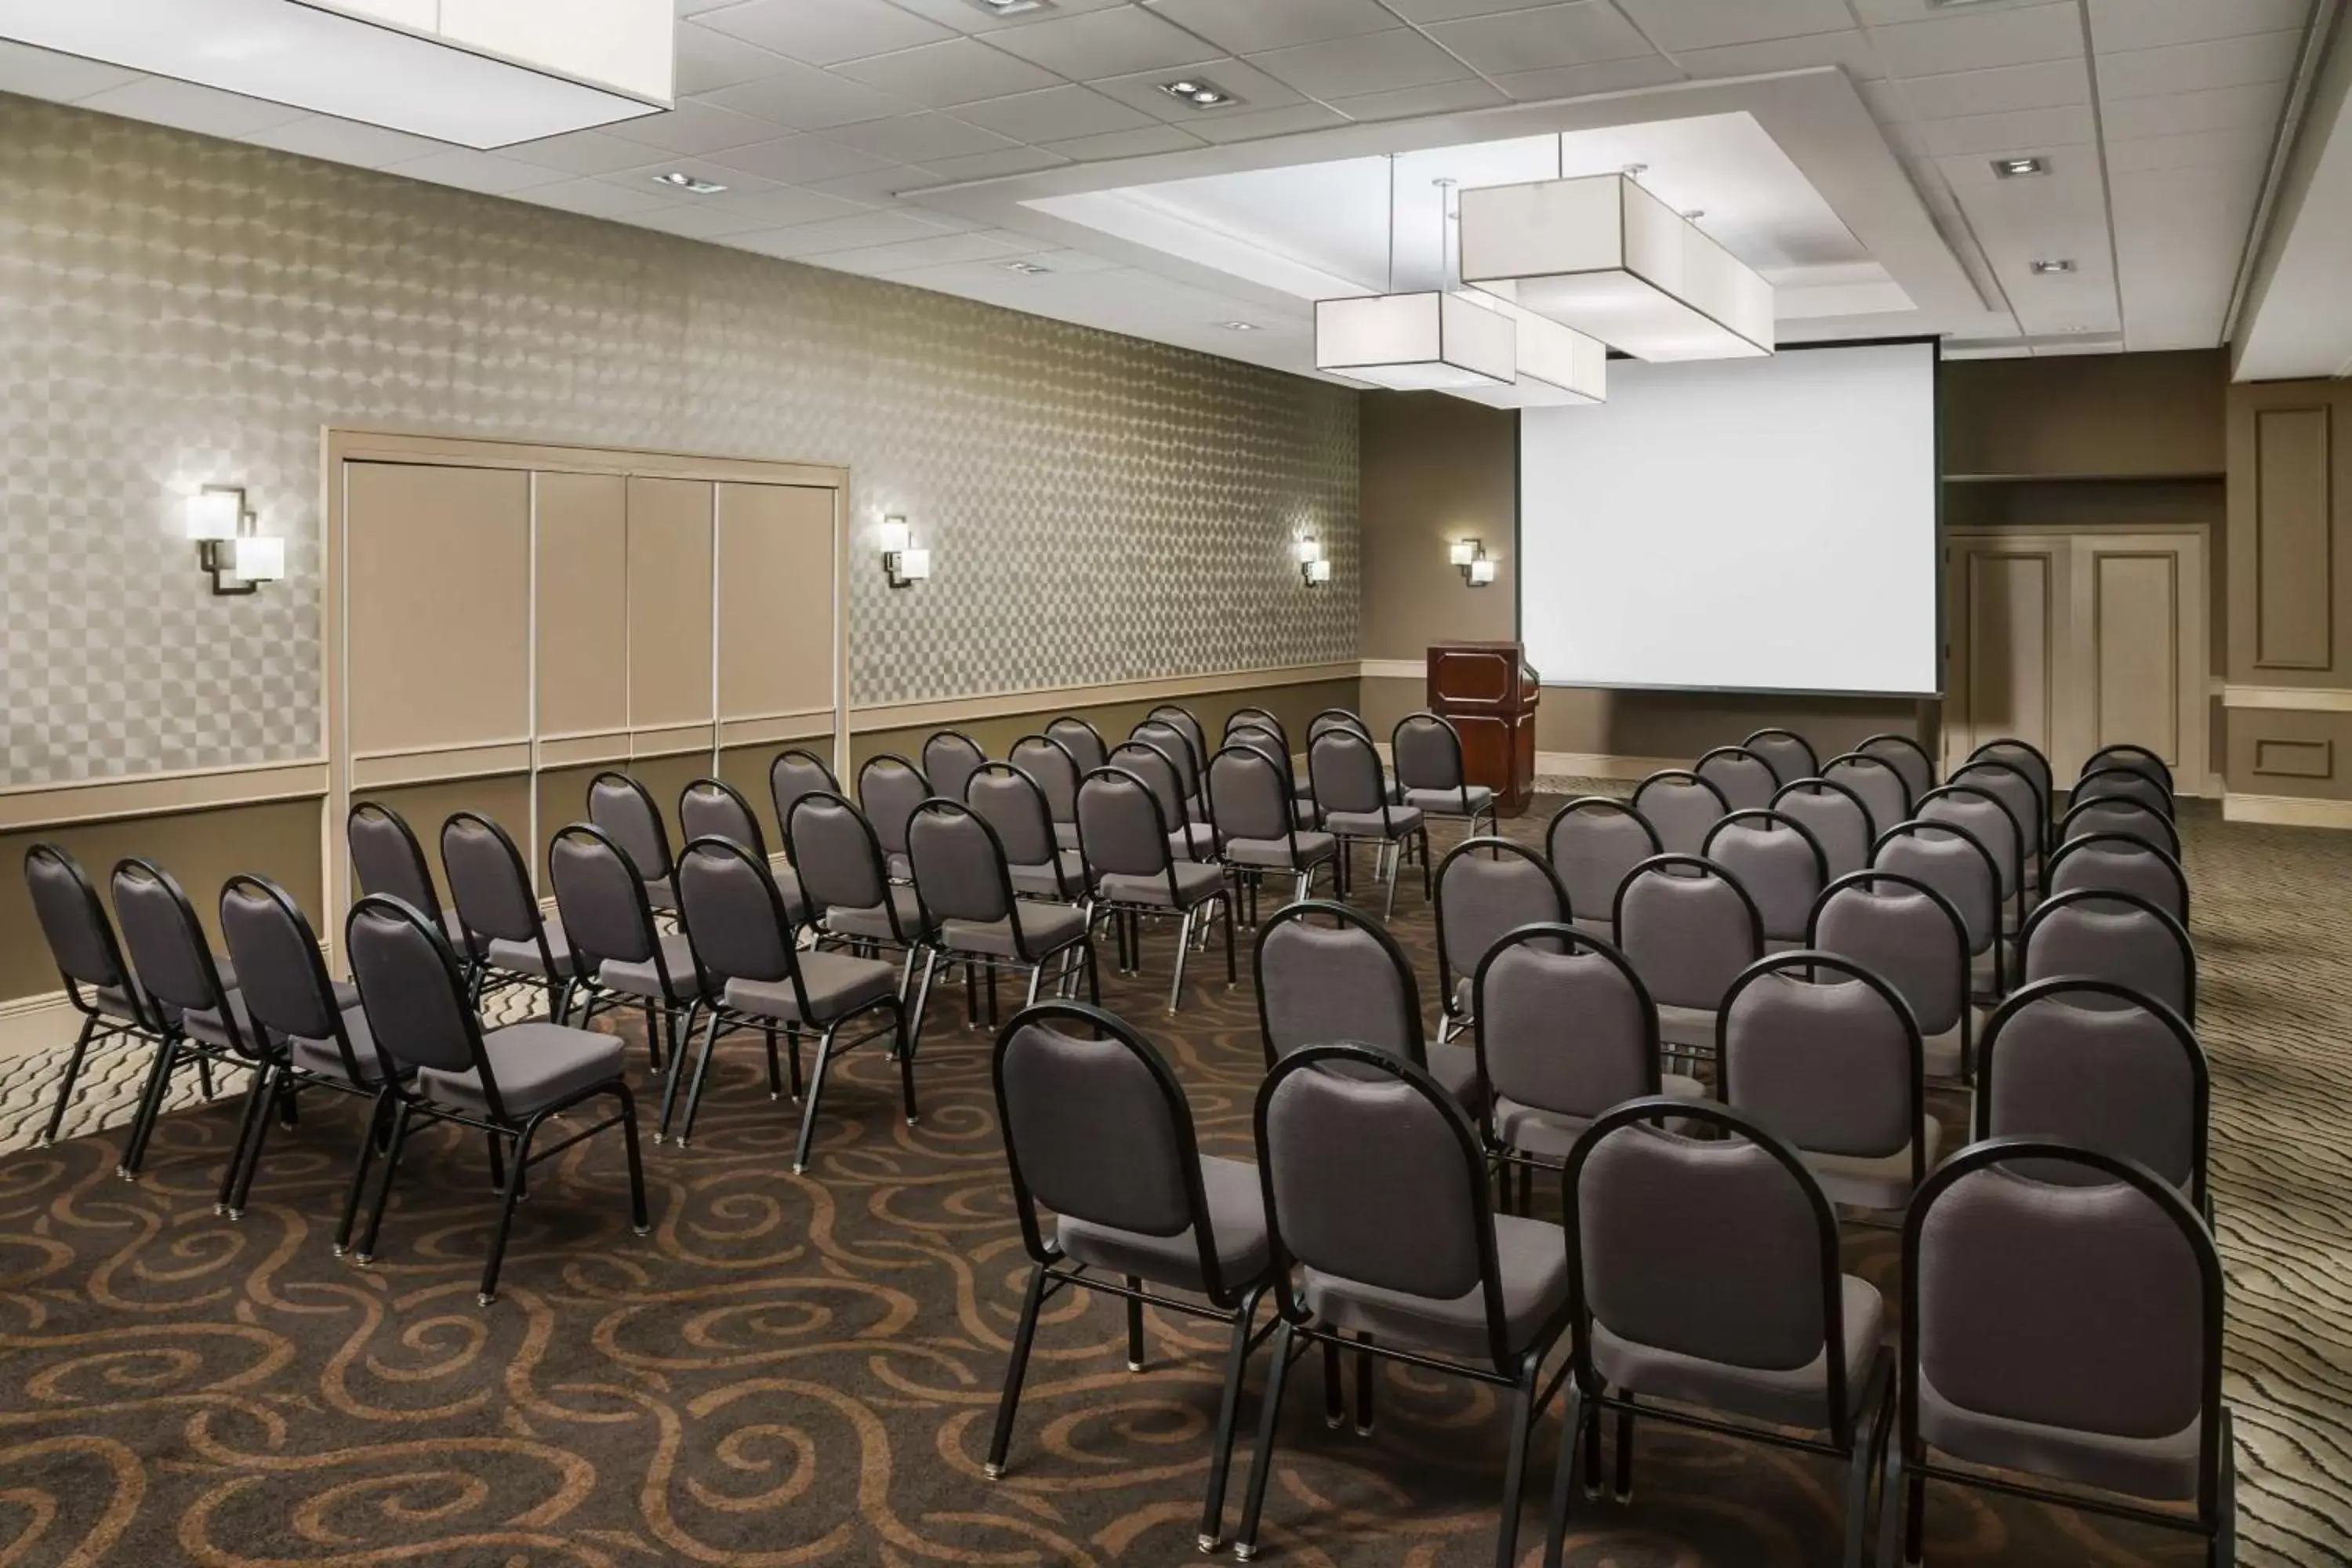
1519,340,1940,696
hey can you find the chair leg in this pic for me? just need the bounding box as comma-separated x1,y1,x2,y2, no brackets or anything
1023,961,1045,1009
549,978,573,1025
477,1113,543,1305
983,1261,1051,1479
485,1129,506,1193
196,1054,216,1102
118,1036,180,1180
1322,1337,1345,1428
1874,1443,1909,1568
1221,894,1237,987
1842,1433,1877,1568
2211,1407,2236,1568
354,1099,414,1263
227,1066,287,1218
1167,909,1196,1015
909,949,938,1044
791,1024,841,1174
1381,840,1401,921
1198,1287,1267,1553
334,1089,392,1256
893,1000,917,1127
963,959,979,1027
640,1000,664,1076
764,1027,783,1100
615,1081,650,1237
1541,1381,1589,1568
786,1027,804,1102
1232,1319,1298,1563
1353,1335,1376,1435
1083,938,1102,1005
216,1058,276,1216
673,1009,727,1149
1494,1359,1542,1568
1613,1396,1636,1501
39,1016,102,1145
1123,1277,1148,1370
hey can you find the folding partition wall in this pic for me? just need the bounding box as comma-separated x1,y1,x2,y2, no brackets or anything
323,430,846,930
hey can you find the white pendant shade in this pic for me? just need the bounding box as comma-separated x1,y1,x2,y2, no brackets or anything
0,0,672,149
1453,306,1606,408
1316,291,1516,391
1460,173,1773,362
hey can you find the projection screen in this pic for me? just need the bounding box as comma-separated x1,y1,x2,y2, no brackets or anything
1518,339,1940,697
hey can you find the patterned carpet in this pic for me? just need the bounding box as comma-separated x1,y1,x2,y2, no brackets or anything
0,789,2337,1566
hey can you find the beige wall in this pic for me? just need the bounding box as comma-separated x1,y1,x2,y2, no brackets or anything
1942,350,2226,480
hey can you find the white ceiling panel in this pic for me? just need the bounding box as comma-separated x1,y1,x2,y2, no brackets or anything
1916,103,2096,158
1141,0,1397,56
729,208,960,256
506,127,690,174
2099,81,2291,142
824,111,1022,162
240,113,447,169
1377,0,1566,20
673,23,789,94
888,0,1133,27
707,133,900,183
1612,0,1853,52
602,100,779,154
694,59,906,129
829,38,1065,107
1422,4,1654,75
521,176,681,217
382,147,569,194
956,84,1161,141
693,0,954,66
691,183,873,226
1326,78,1509,121
919,145,1074,180
1893,58,2089,120
74,77,305,139
1873,4,2086,79
2093,29,2306,99
1671,30,1887,82
1183,101,1353,143
1041,123,1206,159
1084,58,1308,122
982,6,1217,78
623,201,779,238
0,38,137,100
2085,0,2314,53
1493,56,1688,101
1242,30,1475,100
2100,124,2277,173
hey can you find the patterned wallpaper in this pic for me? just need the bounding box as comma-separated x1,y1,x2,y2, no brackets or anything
0,95,1359,789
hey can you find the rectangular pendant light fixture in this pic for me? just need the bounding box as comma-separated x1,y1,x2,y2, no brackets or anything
1315,290,1515,391
1454,306,1606,408
0,0,673,149
1460,172,1773,362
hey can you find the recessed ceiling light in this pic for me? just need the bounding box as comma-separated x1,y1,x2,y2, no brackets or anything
1221,321,1259,331
967,0,1051,13
2031,258,2074,274
1991,155,2049,178
1000,260,1051,275
1159,77,1237,107
1679,209,1705,221
655,172,728,194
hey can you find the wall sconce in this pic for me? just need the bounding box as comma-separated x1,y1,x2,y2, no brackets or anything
1450,537,1494,586
880,514,931,589
1294,532,1330,587
185,485,284,596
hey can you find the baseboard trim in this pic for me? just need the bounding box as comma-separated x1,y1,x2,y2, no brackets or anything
1535,750,1685,782
2222,793,2352,829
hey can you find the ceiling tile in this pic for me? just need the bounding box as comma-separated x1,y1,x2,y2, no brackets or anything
1425,3,1655,74
1614,0,1853,52
1873,4,2086,79
2096,30,2305,98
1493,55,1687,100
239,114,448,170
1085,58,1308,122
918,145,1076,179
520,177,680,218
953,84,1160,140
505,129,675,174
1142,0,1398,55
604,101,782,154
1331,78,1510,121
1916,102,2094,156
695,60,908,129
674,23,793,94
2103,124,2276,172
1671,28,1884,80
1244,30,1476,100
0,39,140,102
800,165,946,205
800,229,1036,274
2085,0,2314,53
1851,0,2058,20
696,184,877,225
695,0,956,65
1379,0,1578,17
74,78,306,139
622,202,779,239
1040,123,1207,159
2099,79,2288,140
831,37,1067,106
382,148,569,195
822,111,1022,162
886,0,1134,31
706,133,902,182
1184,101,1353,141
1895,58,2089,119
728,208,961,256
983,6,1221,78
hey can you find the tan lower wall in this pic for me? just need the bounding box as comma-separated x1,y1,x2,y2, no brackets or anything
851,677,1359,773
2226,708,2352,802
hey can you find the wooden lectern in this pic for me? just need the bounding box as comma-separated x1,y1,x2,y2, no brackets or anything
1426,641,1540,816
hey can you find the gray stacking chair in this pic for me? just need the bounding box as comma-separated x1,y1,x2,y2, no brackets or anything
2082,742,2176,799
2076,764,2176,822
666,836,911,1167
341,894,647,1304
1392,711,1497,838
1772,777,1875,880
1045,714,1109,775
1704,808,1828,951
1008,734,1084,850
348,799,481,960
1719,952,1931,1214
1965,739,2055,851
107,858,246,1188
2019,887,2196,1022
1228,721,1315,826
1743,727,1820,786
906,798,1096,1037
2048,832,2189,924
1873,818,2007,1000
1146,703,1210,779
920,729,987,804
1613,853,1764,1059
1630,769,1730,858
1236,1044,1573,1568
788,789,928,993
1206,742,1335,924
1545,797,1660,938
966,762,1086,902
1474,925,1700,1212
2060,793,2181,859
1951,757,2046,894
985,1002,1278,1553
546,822,705,1076
1820,751,1911,838
1695,745,1779,812
441,811,575,1020
1075,765,1234,1013
1225,705,1283,742
216,874,395,1235
1884,1138,2234,1568
1132,717,1206,808
768,748,839,844
1307,706,1372,744
856,754,930,883
1308,725,1428,919
682,777,806,929
1544,1100,1892,1568
21,843,173,1149
1857,732,1936,803
1112,737,1214,862
1809,871,1976,1081
586,771,679,913
1974,977,2209,1214
1433,837,1571,1044
1255,898,1479,1108
1918,782,2027,935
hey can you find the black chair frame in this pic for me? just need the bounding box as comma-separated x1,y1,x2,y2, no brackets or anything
1704,808,1831,933
2047,831,2190,923
22,843,171,1149
2074,764,2179,821
442,810,575,1020
548,821,705,1076
1915,782,2029,935
2017,886,2198,1023
1857,732,1937,794
968,760,1083,904
2082,743,2176,797
1610,851,1766,1073
904,797,1099,1041
789,789,931,996
1432,835,1571,1040
1963,739,2056,854
1872,818,2009,998
1206,744,1328,925
1818,752,1915,834
108,856,245,1185
1744,726,1822,784
1075,765,1236,1014
1308,725,1431,916
768,747,840,840
587,769,677,887
681,775,771,861
1392,710,1498,837
1695,743,1779,807
350,798,481,981
1251,898,1428,1074
1806,869,1976,1082
2059,793,2182,860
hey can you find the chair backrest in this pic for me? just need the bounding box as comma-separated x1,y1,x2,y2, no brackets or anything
1225,705,1282,741
769,749,840,845
2074,764,2175,820
1965,739,2053,835
1257,1045,1510,1367
1044,715,1108,774
1741,728,1819,786
220,873,379,1084
1871,820,2002,958
996,1002,1236,1301
2019,888,2195,1022
1392,712,1467,794
907,799,1019,931
1769,778,1873,880
546,822,663,969
1694,746,1778,812
347,800,439,910
1613,854,1764,1012
21,843,137,1011
345,894,497,1104
1254,900,1424,1069
1125,726,1200,813
1976,978,2207,1203
1108,740,1192,833
1702,808,1828,945
1075,765,1174,883
2058,795,2180,859
2082,743,2175,798
786,790,900,928
1207,745,1298,847
1806,871,1969,1040
1818,752,1911,837
1566,1100,1853,1425
1951,758,2046,869
1007,735,1082,826
856,755,931,860
587,771,674,883
1857,731,1936,802
1474,925,1658,1123
1307,727,1388,817
674,835,800,994
1720,952,1924,1173
680,778,768,861
1544,797,1661,921
1434,838,1571,1008
1918,783,2024,905
1145,705,1209,773
1629,770,1730,858
1904,1139,2223,1508
920,730,987,804
440,811,547,948
1225,723,1289,775
2047,832,2189,923
109,858,239,1045
1307,707,1371,743
966,762,1062,875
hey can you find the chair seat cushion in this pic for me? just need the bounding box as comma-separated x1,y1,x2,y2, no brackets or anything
1804,1113,1942,1211
1917,1367,2201,1503
487,914,575,979
1323,806,1424,840
289,1007,406,1087
1054,822,1081,851
1656,1003,1717,1051
643,875,679,913
824,886,926,943
1168,823,1219,862
416,1021,625,1118
724,949,898,1024
1403,786,1494,818
1591,1274,1884,1430
597,930,701,1002
1056,1154,1272,1295
1492,1076,1708,1160
1223,831,1337,870
181,990,259,1051
1007,851,1084,899
941,902,1087,959
773,864,809,927
1425,1041,1484,1112
1098,861,1225,909
1302,1212,1569,1361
